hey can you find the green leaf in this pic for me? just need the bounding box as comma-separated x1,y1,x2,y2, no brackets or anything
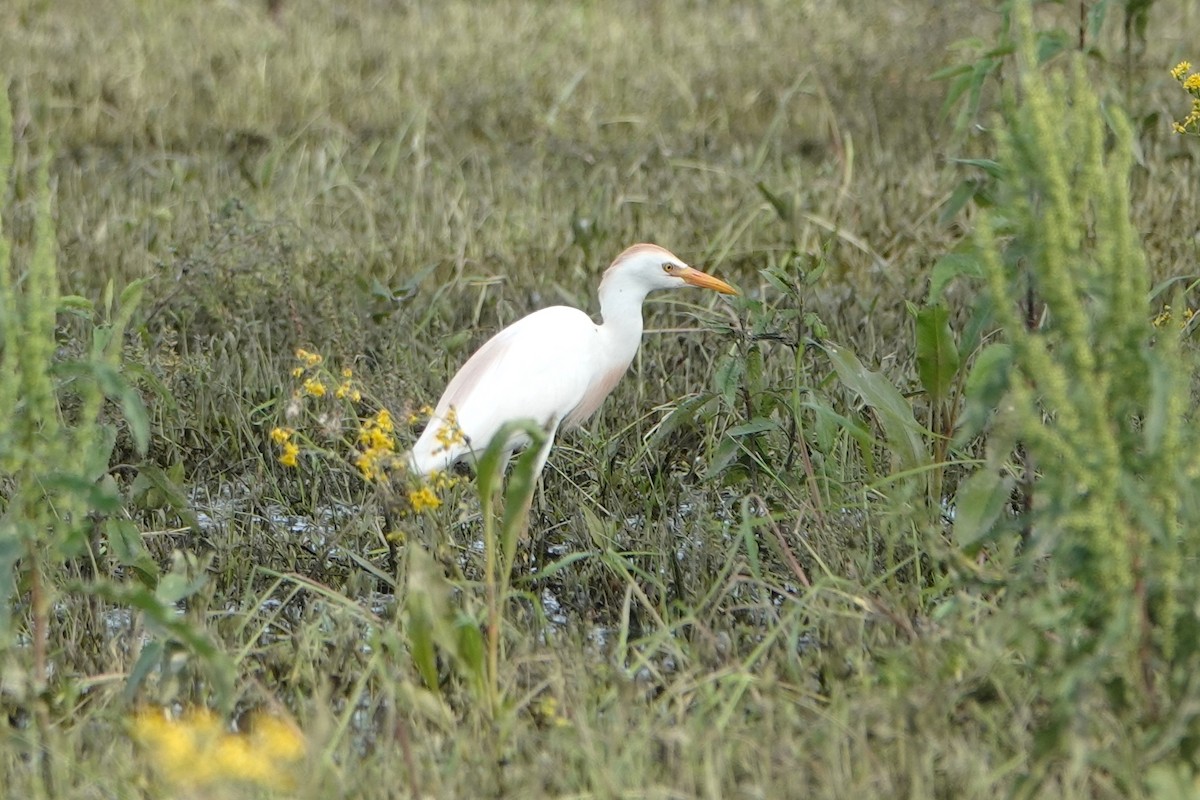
756,182,792,223
454,612,487,697
713,351,744,409
1034,28,1070,65
953,469,1014,552
938,179,983,227
648,394,715,447
105,518,160,585
130,464,199,528
87,575,235,710
822,342,927,471
953,344,1013,446
950,158,1003,179
929,251,985,300
725,418,778,437
500,425,547,573
123,640,165,704
915,304,961,404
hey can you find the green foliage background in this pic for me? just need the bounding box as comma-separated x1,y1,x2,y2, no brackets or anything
2,0,1200,797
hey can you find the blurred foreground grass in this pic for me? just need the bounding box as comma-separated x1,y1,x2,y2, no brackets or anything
2,0,1200,797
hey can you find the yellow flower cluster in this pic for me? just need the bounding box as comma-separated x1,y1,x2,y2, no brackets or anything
433,407,467,453
1152,304,1198,330
407,404,435,426
132,708,305,791
271,427,300,467
303,378,327,398
407,485,442,512
356,409,398,481
335,368,362,402
295,348,323,368
1170,61,1200,135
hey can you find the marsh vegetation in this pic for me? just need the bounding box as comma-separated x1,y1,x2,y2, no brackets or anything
2,0,1200,796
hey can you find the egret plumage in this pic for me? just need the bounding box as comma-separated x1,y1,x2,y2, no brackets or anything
408,243,737,479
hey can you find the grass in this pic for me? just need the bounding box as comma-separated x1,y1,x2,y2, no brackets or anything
2,0,1200,797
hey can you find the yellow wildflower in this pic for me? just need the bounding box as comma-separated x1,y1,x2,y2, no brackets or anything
291,367,304,378
407,404,434,425
407,485,442,513
279,440,300,467
342,367,353,378
270,427,294,445
1171,61,1191,81
355,446,398,481
295,348,323,368
433,408,467,452
132,708,304,791
335,381,362,402
249,715,306,761
303,378,327,398
1186,74,1200,92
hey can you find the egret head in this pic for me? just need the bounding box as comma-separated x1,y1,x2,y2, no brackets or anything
604,243,738,295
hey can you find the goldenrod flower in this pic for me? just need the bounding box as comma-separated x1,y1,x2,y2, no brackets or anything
342,367,353,378
303,378,327,398
407,485,442,513
1171,61,1191,81
1186,74,1200,92
279,440,300,467
291,366,304,378
335,381,362,402
295,348,323,368
132,708,305,791
270,427,294,445
433,408,467,452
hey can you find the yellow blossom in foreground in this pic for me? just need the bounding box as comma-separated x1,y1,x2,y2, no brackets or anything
295,348,323,368
279,440,300,467
433,407,467,453
1171,61,1191,81
407,485,442,513
303,378,327,398
355,446,393,481
270,427,294,445
407,404,435,425
132,708,305,791
335,380,362,402
1186,74,1200,92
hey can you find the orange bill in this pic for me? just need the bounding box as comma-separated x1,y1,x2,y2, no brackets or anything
680,266,738,295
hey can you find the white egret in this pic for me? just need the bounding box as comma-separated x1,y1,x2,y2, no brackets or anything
407,243,737,479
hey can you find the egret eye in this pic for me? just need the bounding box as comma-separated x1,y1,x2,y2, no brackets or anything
662,262,675,273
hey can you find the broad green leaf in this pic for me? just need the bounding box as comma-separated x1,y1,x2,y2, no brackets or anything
929,251,984,300
953,343,1013,446
648,394,715,447
713,351,744,408
130,464,198,528
822,342,927,471
953,469,1014,552
105,518,159,585
915,304,961,403
725,418,778,437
